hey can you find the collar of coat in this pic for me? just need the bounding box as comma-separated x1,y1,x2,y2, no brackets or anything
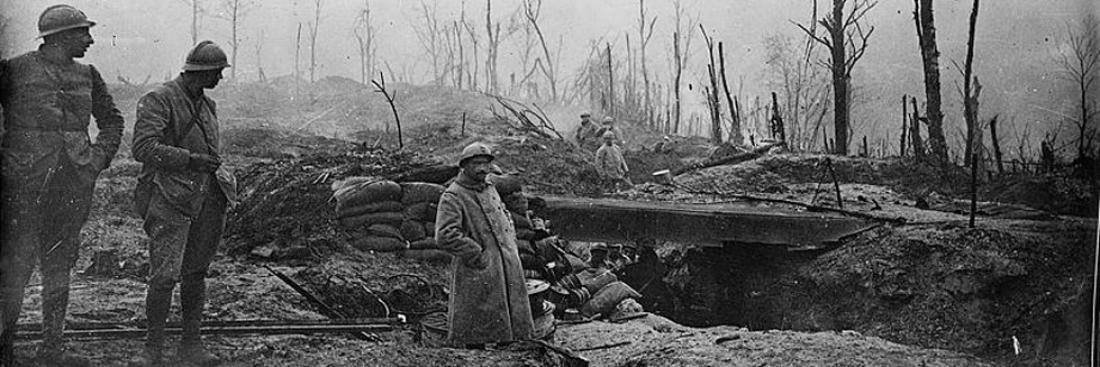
455,171,491,192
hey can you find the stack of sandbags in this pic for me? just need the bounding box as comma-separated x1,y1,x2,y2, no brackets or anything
331,177,448,260
397,182,449,261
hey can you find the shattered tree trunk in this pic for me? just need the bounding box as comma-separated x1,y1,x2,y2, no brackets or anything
910,97,924,160
719,42,743,145
701,26,722,144
962,0,981,228
914,0,950,165
990,115,1004,174
828,1,850,155
673,32,683,134
901,95,908,156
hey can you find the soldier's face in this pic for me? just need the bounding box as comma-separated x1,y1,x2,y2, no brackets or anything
57,27,94,58
195,69,224,89
461,156,493,183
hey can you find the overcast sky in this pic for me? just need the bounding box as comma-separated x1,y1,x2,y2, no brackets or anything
1,0,1096,156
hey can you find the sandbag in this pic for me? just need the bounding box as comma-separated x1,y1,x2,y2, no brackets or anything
331,176,378,199
336,200,405,218
336,180,402,209
408,238,440,250
580,281,642,318
367,223,403,239
403,202,438,222
400,182,446,205
339,211,404,229
576,267,618,294
394,165,459,185
351,236,408,252
489,174,523,196
400,249,453,262
399,220,427,241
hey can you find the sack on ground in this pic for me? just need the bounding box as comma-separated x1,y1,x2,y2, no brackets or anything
400,182,446,205
351,236,408,252
366,223,403,239
399,220,427,241
336,200,404,218
339,211,404,229
576,267,618,294
407,238,439,250
336,180,402,209
403,202,438,222
580,281,642,318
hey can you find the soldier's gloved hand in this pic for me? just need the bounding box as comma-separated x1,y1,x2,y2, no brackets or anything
464,251,489,269
187,153,221,173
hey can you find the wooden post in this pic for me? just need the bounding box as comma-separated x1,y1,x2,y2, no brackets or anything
461,111,467,136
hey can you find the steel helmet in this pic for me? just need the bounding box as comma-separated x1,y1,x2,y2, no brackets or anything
459,142,494,166
183,41,231,71
602,130,617,140
602,116,614,124
38,4,96,39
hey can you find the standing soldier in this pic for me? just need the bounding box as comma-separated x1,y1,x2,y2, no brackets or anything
0,5,123,366
129,41,236,366
435,142,534,348
574,112,598,150
596,116,625,147
596,131,632,190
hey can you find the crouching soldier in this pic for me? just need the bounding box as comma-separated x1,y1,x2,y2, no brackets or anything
0,5,124,366
129,41,236,366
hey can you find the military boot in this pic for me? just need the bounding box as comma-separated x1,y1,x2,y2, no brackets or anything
180,278,219,366
129,285,171,367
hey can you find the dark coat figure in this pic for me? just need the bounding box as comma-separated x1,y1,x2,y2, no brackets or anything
128,41,235,367
435,143,534,347
0,5,122,366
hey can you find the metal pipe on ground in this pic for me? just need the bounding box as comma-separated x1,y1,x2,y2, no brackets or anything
16,322,397,340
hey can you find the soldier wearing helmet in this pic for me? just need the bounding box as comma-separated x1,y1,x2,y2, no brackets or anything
595,116,624,147
574,112,599,150
0,5,123,366
596,130,632,190
435,142,534,347
129,40,235,367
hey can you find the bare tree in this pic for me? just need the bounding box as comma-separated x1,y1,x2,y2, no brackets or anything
214,0,254,81
254,29,265,82
371,72,403,149
958,0,982,167
485,0,503,94
670,0,695,134
914,0,950,165
700,26,722,144
353,0,377,85
764,33,831,151
1055,14,1100,159
637,0,658,127
521,0,558,102
718,43,741,144
307,0,323,83
796,0,877,155
179,0,206,45
414,1,444,86
462,15,481,91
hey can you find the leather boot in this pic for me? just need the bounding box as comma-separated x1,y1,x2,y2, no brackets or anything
129,285,172,367
179,278,218,366
38,263,83,367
